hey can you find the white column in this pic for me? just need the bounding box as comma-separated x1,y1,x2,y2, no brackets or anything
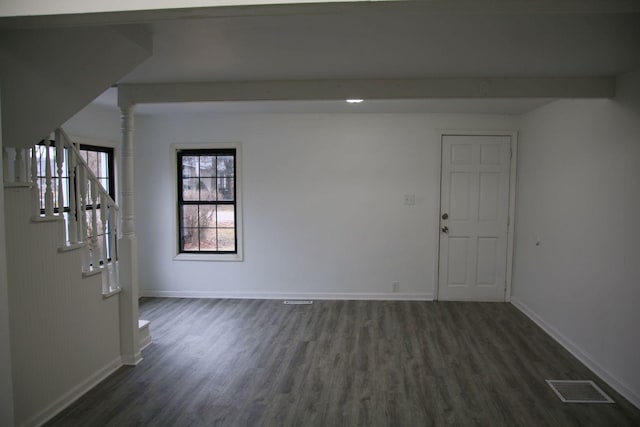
119,104,142,365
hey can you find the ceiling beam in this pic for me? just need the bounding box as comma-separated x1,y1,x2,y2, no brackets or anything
118,77,615,107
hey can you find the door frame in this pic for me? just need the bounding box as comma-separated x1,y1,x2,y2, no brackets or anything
434,130,518,302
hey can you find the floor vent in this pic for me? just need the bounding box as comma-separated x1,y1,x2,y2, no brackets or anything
283,300,313,305
546,380,614,404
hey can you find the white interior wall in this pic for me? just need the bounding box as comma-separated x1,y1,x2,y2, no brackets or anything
512,68,640,407
62,84,640,410
134,113,517,299
64,104,124,142
0,90,16,427
5,188,122,427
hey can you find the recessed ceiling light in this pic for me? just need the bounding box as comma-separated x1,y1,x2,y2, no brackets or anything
346,99,364,104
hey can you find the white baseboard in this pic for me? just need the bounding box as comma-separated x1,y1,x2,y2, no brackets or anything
140,289,434,301
21,356,122,427
121,351,143,367
511,297,640,410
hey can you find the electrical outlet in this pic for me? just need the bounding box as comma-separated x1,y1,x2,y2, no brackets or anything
392,281,400,292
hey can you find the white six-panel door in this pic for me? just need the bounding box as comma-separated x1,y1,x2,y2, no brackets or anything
438,135,511,301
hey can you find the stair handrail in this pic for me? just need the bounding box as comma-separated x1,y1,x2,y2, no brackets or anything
58,128,119,212
56,128,120,293
4,129,121,294
58,128,120,288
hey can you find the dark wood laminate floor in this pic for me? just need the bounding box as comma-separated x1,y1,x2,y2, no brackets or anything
47,298,640,427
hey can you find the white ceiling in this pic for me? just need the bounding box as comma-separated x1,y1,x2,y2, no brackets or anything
121,10,640,83
87,1,640,115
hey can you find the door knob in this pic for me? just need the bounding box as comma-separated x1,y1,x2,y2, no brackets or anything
442,213,449,220
442,226,449,233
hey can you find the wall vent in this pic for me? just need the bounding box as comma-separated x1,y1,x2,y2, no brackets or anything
546,380,614,404
283,300,313,305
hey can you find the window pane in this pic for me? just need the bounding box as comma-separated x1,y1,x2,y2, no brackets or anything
217,228,235,251
182,228,198,250
86,151,98,177
83,210,95,237
182,205,199,228
61,177,70,208
217,205,235,228
182,156,199,178
200,228,217,251
95,234,105,264
94,207,105,234
100,178,109,193
199,177,217,201
199,205,217,228
217,178,234,201
217,156,234,177
36,144,113,215
199,156,216,177
100,152,110,178
182,178,200,201
177,148,238,254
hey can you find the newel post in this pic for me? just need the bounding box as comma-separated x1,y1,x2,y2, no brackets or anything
119,104,142,365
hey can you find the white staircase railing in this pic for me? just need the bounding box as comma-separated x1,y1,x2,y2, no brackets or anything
3,128,120,295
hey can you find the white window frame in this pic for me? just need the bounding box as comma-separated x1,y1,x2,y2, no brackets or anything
172,142,243,262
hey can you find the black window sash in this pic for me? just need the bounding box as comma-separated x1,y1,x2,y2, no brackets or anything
177,149,237,254
36,141,115,215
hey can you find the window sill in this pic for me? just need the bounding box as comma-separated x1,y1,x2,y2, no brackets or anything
173,253,243,262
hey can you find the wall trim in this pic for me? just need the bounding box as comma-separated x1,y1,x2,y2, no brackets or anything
140,290,434,301
20,356,122,427
511,297,640,410
170,141,244,262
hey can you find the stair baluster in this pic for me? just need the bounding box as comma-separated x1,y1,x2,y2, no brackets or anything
90,179,99,269
15,148,26,184
100,193,110,292
55,131,67,244
67,148,78,243
55,130,65,214
108,201,119,288
5,128,121,292
44,140,54,216
30,147,41,218
77,164,89,271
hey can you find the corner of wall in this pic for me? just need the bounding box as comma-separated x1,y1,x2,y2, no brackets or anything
511,75,640,409
0,88,16,427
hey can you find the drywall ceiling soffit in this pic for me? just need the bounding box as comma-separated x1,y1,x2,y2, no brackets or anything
95,86,556,115
108,97,559,116
0,25,152,149
116,78,614,108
